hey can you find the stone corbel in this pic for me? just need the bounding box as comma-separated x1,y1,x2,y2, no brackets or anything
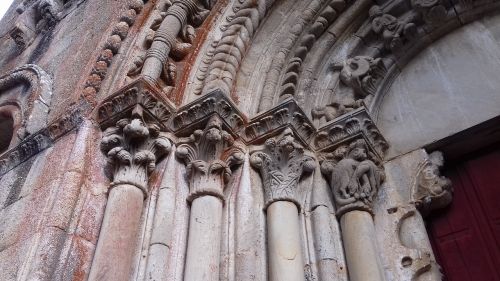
411,151,452,216
250,128,316,281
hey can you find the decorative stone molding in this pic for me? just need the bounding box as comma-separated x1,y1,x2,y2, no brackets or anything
171,89,245,135
139,0,212,86
82,0,145,101
100,105,172,195
274,0,348,102
250,128,316,210
313,106,388,159
97,78,175,130
176,115,244,202
200,0,276,95
321,139,384,217
0,107,81,177
412,151,452,216
0,132,50,176
0,64,52,137
244,98,315,145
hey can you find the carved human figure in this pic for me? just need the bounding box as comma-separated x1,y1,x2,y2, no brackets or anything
369,5,417,52
326,139,383,217
413,151,452,216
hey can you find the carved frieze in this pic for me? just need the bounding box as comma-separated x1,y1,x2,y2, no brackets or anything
321,139,384,217
244,98,315,145
0,132,51,176
176,115,244,202
171,89,245,135
250,128,316,210
101,106,172,194
313,106,388,159
412,151,452,216
97,79,175,130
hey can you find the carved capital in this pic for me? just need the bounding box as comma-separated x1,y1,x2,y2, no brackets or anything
313,106,388,159
101,106,172,195
176,115,244,202
321,139,384,218
250,129,316,210
412,151,452,216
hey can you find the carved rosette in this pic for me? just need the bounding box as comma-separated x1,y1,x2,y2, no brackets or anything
250,129,316,210
321,139,384,217
412,151,452,216
100,106,172,195
176,115,244,202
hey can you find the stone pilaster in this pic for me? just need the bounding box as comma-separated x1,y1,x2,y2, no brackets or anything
176,114,244,281
88,105,172,281
250,128,315,281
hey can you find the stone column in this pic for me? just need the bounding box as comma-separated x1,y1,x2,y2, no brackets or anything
141,0,209,82
321,139,386,281
176,115,244,281
250,129,316,281
88,107,172,281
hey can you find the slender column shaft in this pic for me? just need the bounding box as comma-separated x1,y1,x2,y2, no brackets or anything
88,184,144,281
184,195,223,281
267,201,305,281
141,3,187,81
340,210,385,281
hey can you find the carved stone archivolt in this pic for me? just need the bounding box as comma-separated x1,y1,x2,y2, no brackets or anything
412,151,452,216
176,115,244,202
101,106,172,194
250,128,316,209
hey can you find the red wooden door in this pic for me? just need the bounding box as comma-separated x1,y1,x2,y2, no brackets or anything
427,147,500,281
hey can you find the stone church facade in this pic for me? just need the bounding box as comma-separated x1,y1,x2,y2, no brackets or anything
1,0,499,280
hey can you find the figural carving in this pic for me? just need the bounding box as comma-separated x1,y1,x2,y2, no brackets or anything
321,139,384,217
176,115,244,202
412,151,452,216
369,5,417,52
250,128,316,210
100,106,172,195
